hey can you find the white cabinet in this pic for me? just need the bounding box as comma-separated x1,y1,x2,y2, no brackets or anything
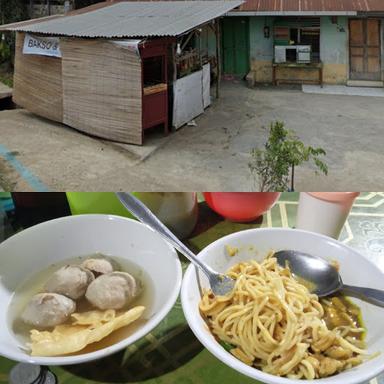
274,45,312,63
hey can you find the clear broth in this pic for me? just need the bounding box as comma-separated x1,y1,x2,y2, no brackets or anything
7,254,154,355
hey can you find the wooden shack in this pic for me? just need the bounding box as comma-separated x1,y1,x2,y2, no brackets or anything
2,1,242,145
14,32,63,123
14,32,171,144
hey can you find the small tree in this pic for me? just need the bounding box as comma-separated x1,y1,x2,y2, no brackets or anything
249,121,328,191
0,0,28,65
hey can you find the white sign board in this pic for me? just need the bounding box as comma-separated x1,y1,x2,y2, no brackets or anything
173,67,212,129
202,63,211,109
23,34,62,58
173,70,204,129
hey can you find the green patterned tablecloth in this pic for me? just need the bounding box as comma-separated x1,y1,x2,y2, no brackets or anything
1,193,384,384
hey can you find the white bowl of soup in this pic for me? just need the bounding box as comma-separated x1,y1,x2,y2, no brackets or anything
181,228,384,384
0,214,182,366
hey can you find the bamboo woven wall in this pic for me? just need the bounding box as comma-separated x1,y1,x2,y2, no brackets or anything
61,39,143,145
13,32,63,122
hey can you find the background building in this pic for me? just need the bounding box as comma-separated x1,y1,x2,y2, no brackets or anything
223,0,384,86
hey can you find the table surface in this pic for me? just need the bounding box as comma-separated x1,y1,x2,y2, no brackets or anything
1,192,384,384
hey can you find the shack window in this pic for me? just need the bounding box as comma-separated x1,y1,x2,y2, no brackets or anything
300,29,320,60
143,56,164,87
286,28,320,60
274,17,320,62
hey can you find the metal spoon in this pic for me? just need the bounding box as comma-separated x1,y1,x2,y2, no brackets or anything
275,250,384,307
116,192,235,296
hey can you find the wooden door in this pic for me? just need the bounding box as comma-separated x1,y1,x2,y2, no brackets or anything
222,17,249,76
349,19,381,81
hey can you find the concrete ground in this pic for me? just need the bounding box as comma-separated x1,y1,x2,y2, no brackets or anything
0,83,12,99
0,80,383,191
302,84,384,97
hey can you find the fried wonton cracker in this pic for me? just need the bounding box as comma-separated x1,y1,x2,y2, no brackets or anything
29,306,145,356
71,309,116,326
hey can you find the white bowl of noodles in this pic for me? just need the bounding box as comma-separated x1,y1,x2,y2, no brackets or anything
0,214,182,366
181,228,384,384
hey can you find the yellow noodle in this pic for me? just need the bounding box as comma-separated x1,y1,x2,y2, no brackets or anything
199,257,367,379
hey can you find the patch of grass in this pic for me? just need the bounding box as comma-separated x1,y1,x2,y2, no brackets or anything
0,62,14,87
0,159,16,191
0,73,13,88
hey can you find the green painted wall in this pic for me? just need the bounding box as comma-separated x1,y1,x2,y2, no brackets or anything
320,16,348,82
249,16,274,62
249,16,348,64
247,15,349,83
320,16,348,64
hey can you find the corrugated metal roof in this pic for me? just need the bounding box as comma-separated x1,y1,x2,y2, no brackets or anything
0,15,63,31
237,0,384,12
5,1,243,38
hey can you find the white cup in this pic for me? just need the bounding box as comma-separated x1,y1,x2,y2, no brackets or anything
296,192,359,239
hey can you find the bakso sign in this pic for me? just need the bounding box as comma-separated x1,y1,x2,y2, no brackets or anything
23,34,62,58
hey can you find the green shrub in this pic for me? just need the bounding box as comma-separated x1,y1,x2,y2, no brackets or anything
0,39,11,63
249,121,328,191
0,0,28,64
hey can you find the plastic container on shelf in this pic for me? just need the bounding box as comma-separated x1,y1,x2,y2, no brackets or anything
66,192,135,218
66,192,198,239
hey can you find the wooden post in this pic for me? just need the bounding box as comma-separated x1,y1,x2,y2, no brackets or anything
199,29,202,68
215,19,221,99
29,0,33,18
172,42,177,81
290,164,295,192
180,31,195,52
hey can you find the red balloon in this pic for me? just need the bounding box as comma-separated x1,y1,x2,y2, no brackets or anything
203,192,281,223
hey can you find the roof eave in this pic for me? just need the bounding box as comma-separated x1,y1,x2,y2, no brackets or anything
0,14,63,32
356,11,384,16
227,11,358,16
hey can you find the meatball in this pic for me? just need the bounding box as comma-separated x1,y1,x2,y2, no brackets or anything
85,272,141,310
81,258,115,276
21,293,76,328
44,265,94,300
